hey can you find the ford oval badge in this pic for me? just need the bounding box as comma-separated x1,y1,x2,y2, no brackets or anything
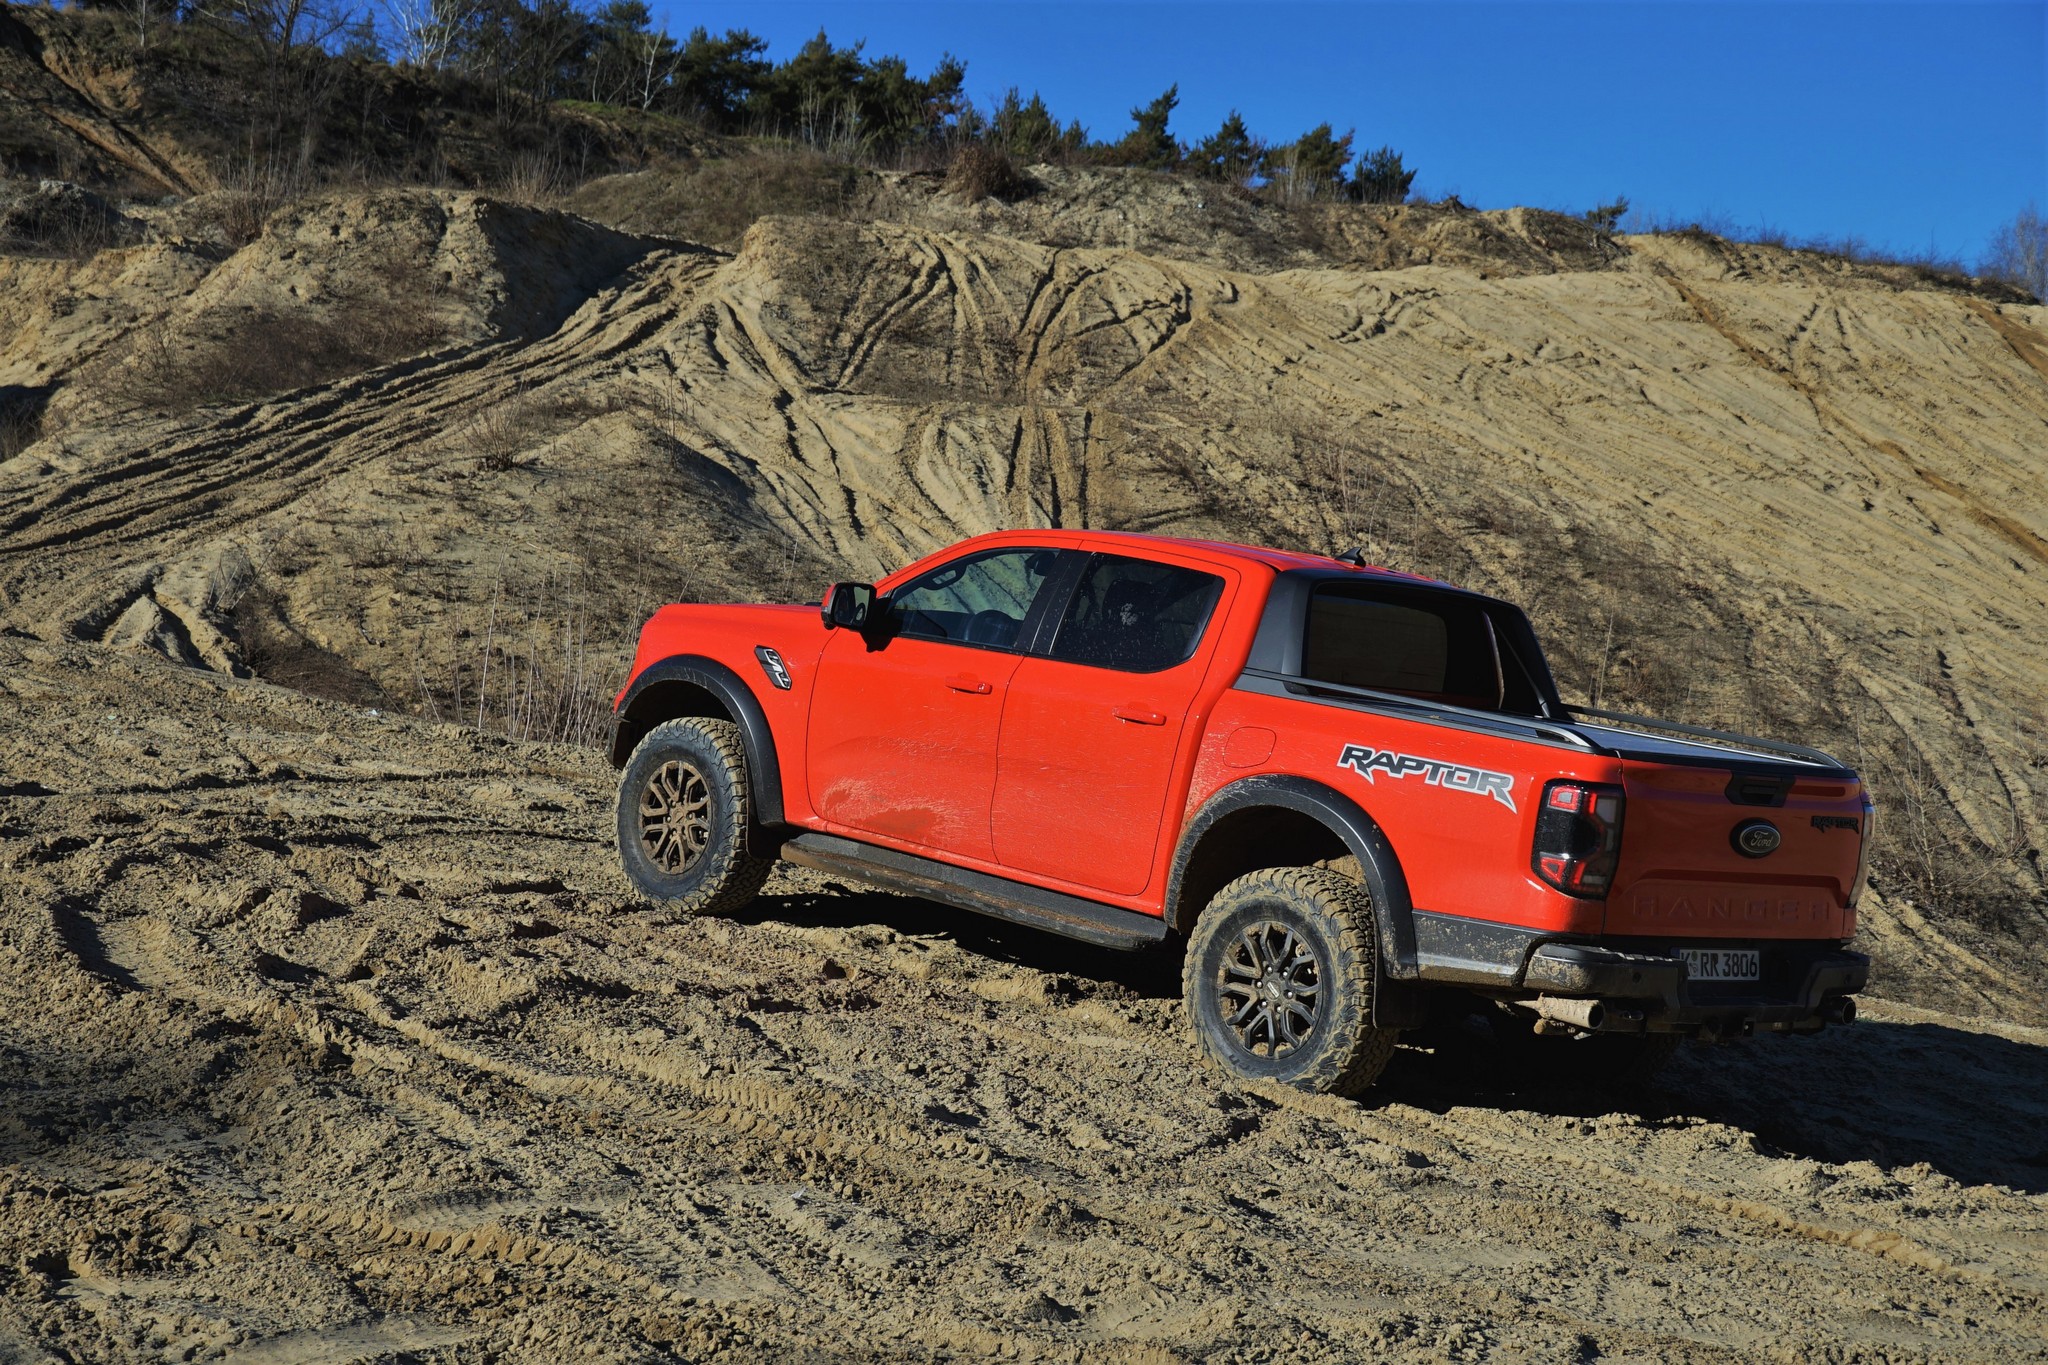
1732,819,1781,858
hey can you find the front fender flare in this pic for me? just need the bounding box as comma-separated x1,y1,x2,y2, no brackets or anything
611,654,785,828
1167,774,1418,980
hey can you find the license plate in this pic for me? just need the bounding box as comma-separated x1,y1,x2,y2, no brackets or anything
1682,948,1761,982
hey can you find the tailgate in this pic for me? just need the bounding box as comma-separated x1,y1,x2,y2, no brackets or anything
1597,740,1866,940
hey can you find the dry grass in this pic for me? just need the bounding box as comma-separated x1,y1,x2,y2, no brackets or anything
1624,210,2002,295
414,573,625,749
944,143,1033,204
114,244,452,413
117,306,444,411
564,144,860,246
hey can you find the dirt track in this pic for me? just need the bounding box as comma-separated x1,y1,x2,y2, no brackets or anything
4,636,2046,1363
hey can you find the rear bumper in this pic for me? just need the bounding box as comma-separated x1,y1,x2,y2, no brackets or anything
1521,939,1868,1038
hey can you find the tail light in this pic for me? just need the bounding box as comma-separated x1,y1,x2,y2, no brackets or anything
1533,780,1626,898
1849,791,1876,907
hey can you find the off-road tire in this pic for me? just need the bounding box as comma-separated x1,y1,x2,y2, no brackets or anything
615,717,774,914
1182,867,1399,1096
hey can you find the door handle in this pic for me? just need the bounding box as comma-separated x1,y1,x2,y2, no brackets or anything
946,675,993,695
1113,706,1167,725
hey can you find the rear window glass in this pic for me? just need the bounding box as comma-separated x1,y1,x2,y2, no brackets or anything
1304,585,1508,710
1047,554,1224,673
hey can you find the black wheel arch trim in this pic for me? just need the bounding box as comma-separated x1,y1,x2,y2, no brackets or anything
1167,774,1419,981
610,654,785,829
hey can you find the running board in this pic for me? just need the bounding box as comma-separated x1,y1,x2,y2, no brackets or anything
779,832,1172,952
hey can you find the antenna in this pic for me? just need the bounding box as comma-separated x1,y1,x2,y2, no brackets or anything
1332,547,1369,568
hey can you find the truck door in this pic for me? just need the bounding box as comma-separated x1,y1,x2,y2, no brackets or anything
992,551,1230,897
806,546,1061,863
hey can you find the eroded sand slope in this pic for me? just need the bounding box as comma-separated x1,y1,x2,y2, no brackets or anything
3,191,2043,1003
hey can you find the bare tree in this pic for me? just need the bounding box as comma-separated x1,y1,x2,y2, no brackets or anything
189,0,359,197
117,0,168,51
630,24,680,111
376,0,479,70
1983,204,2048,300
194,0,358,68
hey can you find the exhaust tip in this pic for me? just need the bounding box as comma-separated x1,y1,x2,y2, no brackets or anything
1533,995,1607,1033
1824,996,1857,1026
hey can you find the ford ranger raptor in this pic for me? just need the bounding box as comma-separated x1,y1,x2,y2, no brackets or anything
609,530,1870,1094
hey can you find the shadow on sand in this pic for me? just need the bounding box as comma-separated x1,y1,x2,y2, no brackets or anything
737,884,2048,1194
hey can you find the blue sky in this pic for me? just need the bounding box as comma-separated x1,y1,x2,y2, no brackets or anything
649,1,2047,267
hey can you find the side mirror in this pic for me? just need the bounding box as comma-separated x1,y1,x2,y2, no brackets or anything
821,582,877,631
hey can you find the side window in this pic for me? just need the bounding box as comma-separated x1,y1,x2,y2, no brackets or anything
1046,554,1224,673
1303,585,1507,710
888,548,1059,649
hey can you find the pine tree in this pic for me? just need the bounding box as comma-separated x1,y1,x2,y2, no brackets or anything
1191,109,1260,184
1584,196,1630,232
671,27,769,129
1351,145,1416,205
1109,84,1179,169
990,88,1069,162
1272,123,1353,202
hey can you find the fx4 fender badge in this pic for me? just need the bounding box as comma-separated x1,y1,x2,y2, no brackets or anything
1338,744,1518,813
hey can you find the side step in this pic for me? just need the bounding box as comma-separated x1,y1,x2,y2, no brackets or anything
779,832,1172,952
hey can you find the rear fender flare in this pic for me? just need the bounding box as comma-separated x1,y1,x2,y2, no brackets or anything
611,655,785,829
1167,774,1418,979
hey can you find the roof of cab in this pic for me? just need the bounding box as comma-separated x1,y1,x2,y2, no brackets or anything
962,527,1446,586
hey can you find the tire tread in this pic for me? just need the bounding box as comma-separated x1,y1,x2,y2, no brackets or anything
1182,866,1399,1096
617,717,774,914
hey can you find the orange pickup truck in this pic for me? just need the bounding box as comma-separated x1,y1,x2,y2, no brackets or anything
609,530,1871,1094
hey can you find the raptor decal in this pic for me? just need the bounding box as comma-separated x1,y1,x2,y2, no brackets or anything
1337,744,1518,813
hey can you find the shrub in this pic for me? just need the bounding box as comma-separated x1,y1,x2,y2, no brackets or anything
1584,195,1630,232
0,387,46,459
0,181,136,257
569,145,857,245
944,141,1031,203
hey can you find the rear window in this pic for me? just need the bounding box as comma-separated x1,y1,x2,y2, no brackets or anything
1304,585,1515,711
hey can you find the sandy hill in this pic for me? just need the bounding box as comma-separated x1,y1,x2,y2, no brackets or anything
4,62,2048,1361
3,173,2043,1012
